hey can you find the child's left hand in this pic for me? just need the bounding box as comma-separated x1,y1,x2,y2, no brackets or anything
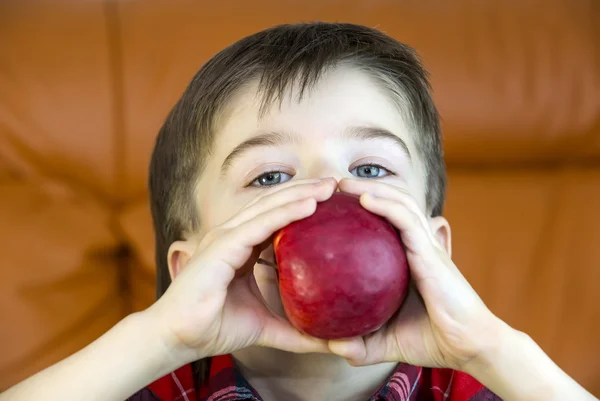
328,178,506,372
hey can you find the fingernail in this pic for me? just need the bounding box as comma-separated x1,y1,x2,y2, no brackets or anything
362,193,376,200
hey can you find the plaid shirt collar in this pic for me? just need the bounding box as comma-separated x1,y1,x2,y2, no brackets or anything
129,355,500,401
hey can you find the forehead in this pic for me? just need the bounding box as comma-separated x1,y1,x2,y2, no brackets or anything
211,66,422,168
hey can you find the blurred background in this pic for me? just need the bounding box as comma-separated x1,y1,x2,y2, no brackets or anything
1,0,599,396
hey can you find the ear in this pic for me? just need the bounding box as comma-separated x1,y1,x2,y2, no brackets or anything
429,216,452,258
167,240,197,281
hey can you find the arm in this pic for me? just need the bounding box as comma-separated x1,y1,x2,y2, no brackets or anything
464,320,598,401
0,311,183,401
327,179,599,401
1,179,334,401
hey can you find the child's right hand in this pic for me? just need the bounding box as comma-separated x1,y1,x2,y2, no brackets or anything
146,178,338,366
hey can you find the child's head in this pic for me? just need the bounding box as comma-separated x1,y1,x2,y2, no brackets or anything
149,22,446,299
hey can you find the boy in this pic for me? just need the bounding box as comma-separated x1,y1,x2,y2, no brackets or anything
2,22,597,401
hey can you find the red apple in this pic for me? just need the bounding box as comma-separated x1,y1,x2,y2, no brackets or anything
273,192,409,339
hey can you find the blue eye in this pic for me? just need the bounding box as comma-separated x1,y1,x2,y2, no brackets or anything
250,171,293,187
350,164,391,178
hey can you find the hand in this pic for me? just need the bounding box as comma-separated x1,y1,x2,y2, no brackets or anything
328,178,503,372
146,178,338,365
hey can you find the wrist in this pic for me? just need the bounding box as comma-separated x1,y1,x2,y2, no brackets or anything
460,319,594,401
461,320,539,399
139,305,203,370
0,310,198,401
461,316,517,377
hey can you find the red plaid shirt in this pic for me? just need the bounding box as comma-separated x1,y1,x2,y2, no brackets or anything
127,355,501,401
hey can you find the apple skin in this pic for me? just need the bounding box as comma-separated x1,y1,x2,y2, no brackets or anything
273,192,410,339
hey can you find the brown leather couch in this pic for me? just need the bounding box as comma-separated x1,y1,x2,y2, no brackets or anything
1,0,598,395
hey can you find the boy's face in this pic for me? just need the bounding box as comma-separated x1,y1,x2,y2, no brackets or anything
194,66,429,314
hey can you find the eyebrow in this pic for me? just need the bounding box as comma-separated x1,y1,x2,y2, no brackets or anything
220,125,411,176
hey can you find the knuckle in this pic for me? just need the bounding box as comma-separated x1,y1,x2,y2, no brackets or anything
244,191,271,209
203,226,226,244
408,210,421,227
283,198,310,213
296,183,321,197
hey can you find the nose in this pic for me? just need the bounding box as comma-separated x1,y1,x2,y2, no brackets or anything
306,160,346,184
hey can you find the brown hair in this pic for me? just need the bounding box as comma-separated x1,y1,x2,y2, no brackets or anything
148,22,446,385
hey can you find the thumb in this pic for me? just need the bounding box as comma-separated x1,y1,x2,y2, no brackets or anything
328,337,367,365
257,315,330,354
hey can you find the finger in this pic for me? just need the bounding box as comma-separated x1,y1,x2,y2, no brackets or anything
339,178,416,206
246,178,323,207
345,180,469,281
359,194,449,280
328,337,367,364
225,178,337,229
234,242,266,278
360,193,432,251
339,179,432,239
208,197,319,270
364,194,474,296
329,337,393,368
252,277,330,354
257,314,331,354
341,180,462,283
235,270,328,353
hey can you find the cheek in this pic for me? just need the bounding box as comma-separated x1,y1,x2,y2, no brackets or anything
196,170,243,230
407,159,429,212
197,188,254,231
197,192,229,232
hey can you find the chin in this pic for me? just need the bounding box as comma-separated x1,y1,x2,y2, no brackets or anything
232,347,361,379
